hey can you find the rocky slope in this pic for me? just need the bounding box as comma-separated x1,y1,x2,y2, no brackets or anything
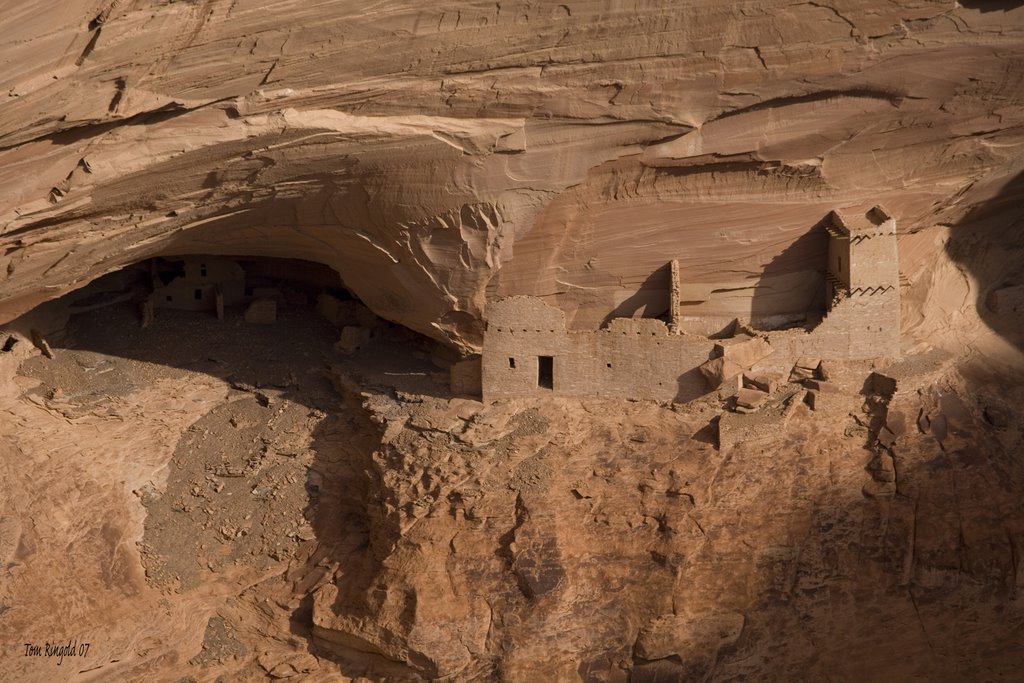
1,301,1023,681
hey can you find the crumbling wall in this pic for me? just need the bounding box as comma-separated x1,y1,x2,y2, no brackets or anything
850,241,898,295
316,292,378,328
483,287,905,402
561,319,712,401
153,257,245,312
450,355,482,396
765,288,900,362
484,208,901,402
670,259,682,332
483,298,713,402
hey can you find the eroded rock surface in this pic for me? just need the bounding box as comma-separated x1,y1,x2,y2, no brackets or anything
1,1,1023,355
0,288,1022,681
2,3,1024,682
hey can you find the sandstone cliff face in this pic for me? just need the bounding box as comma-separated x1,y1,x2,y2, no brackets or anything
2,1,1023,352
2,5,1024,681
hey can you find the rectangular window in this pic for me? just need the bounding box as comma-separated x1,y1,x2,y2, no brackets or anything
538,356,553,389
200,264,208,277
194,289,203,300
508,357,516,369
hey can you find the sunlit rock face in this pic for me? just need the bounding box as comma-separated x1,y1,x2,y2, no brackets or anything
2,1,1023,352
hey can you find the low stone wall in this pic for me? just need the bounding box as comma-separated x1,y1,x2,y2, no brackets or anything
482,285,901,403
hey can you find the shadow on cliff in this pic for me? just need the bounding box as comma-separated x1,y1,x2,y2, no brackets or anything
632,380,1024,682
11,283,444,679
600,263,672,328
959,0,1024,11
748,218,828,331
944,170,1024,353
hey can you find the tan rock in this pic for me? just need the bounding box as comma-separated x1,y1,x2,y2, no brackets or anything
0,3,1022,682
870,452,897,483
699,356,745,390
258,652,319,679
736,387,768,410
244,299,277,324
714,336,774,368
635,611,745,663
743,372,781,394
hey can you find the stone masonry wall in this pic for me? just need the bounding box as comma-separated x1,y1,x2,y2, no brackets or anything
483,208,900,401
483,297,714,402
849,232,899,293
767,289,901,362
484,283,900,402
153,257,245,312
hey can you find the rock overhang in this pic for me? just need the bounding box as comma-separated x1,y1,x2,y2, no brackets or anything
0,0,1022,356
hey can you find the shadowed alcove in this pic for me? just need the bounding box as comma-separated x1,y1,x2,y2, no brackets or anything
4,253,460,678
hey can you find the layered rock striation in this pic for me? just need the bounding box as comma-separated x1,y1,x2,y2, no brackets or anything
1,1,1023,354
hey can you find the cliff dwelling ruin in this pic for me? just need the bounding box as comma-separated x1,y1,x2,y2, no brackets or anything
3,1,1024,681
6,253,453,397
482,206,901,402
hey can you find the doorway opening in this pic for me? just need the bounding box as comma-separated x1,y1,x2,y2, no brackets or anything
538,355,553,389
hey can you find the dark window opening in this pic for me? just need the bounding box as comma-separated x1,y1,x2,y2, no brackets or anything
245,287,253,296
200,264,208,277
194,289,203,300
2,335,17,352
509,357,516,369
606,363,612,368
155,260,186,286
166,295,173,302
538,355,553,389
